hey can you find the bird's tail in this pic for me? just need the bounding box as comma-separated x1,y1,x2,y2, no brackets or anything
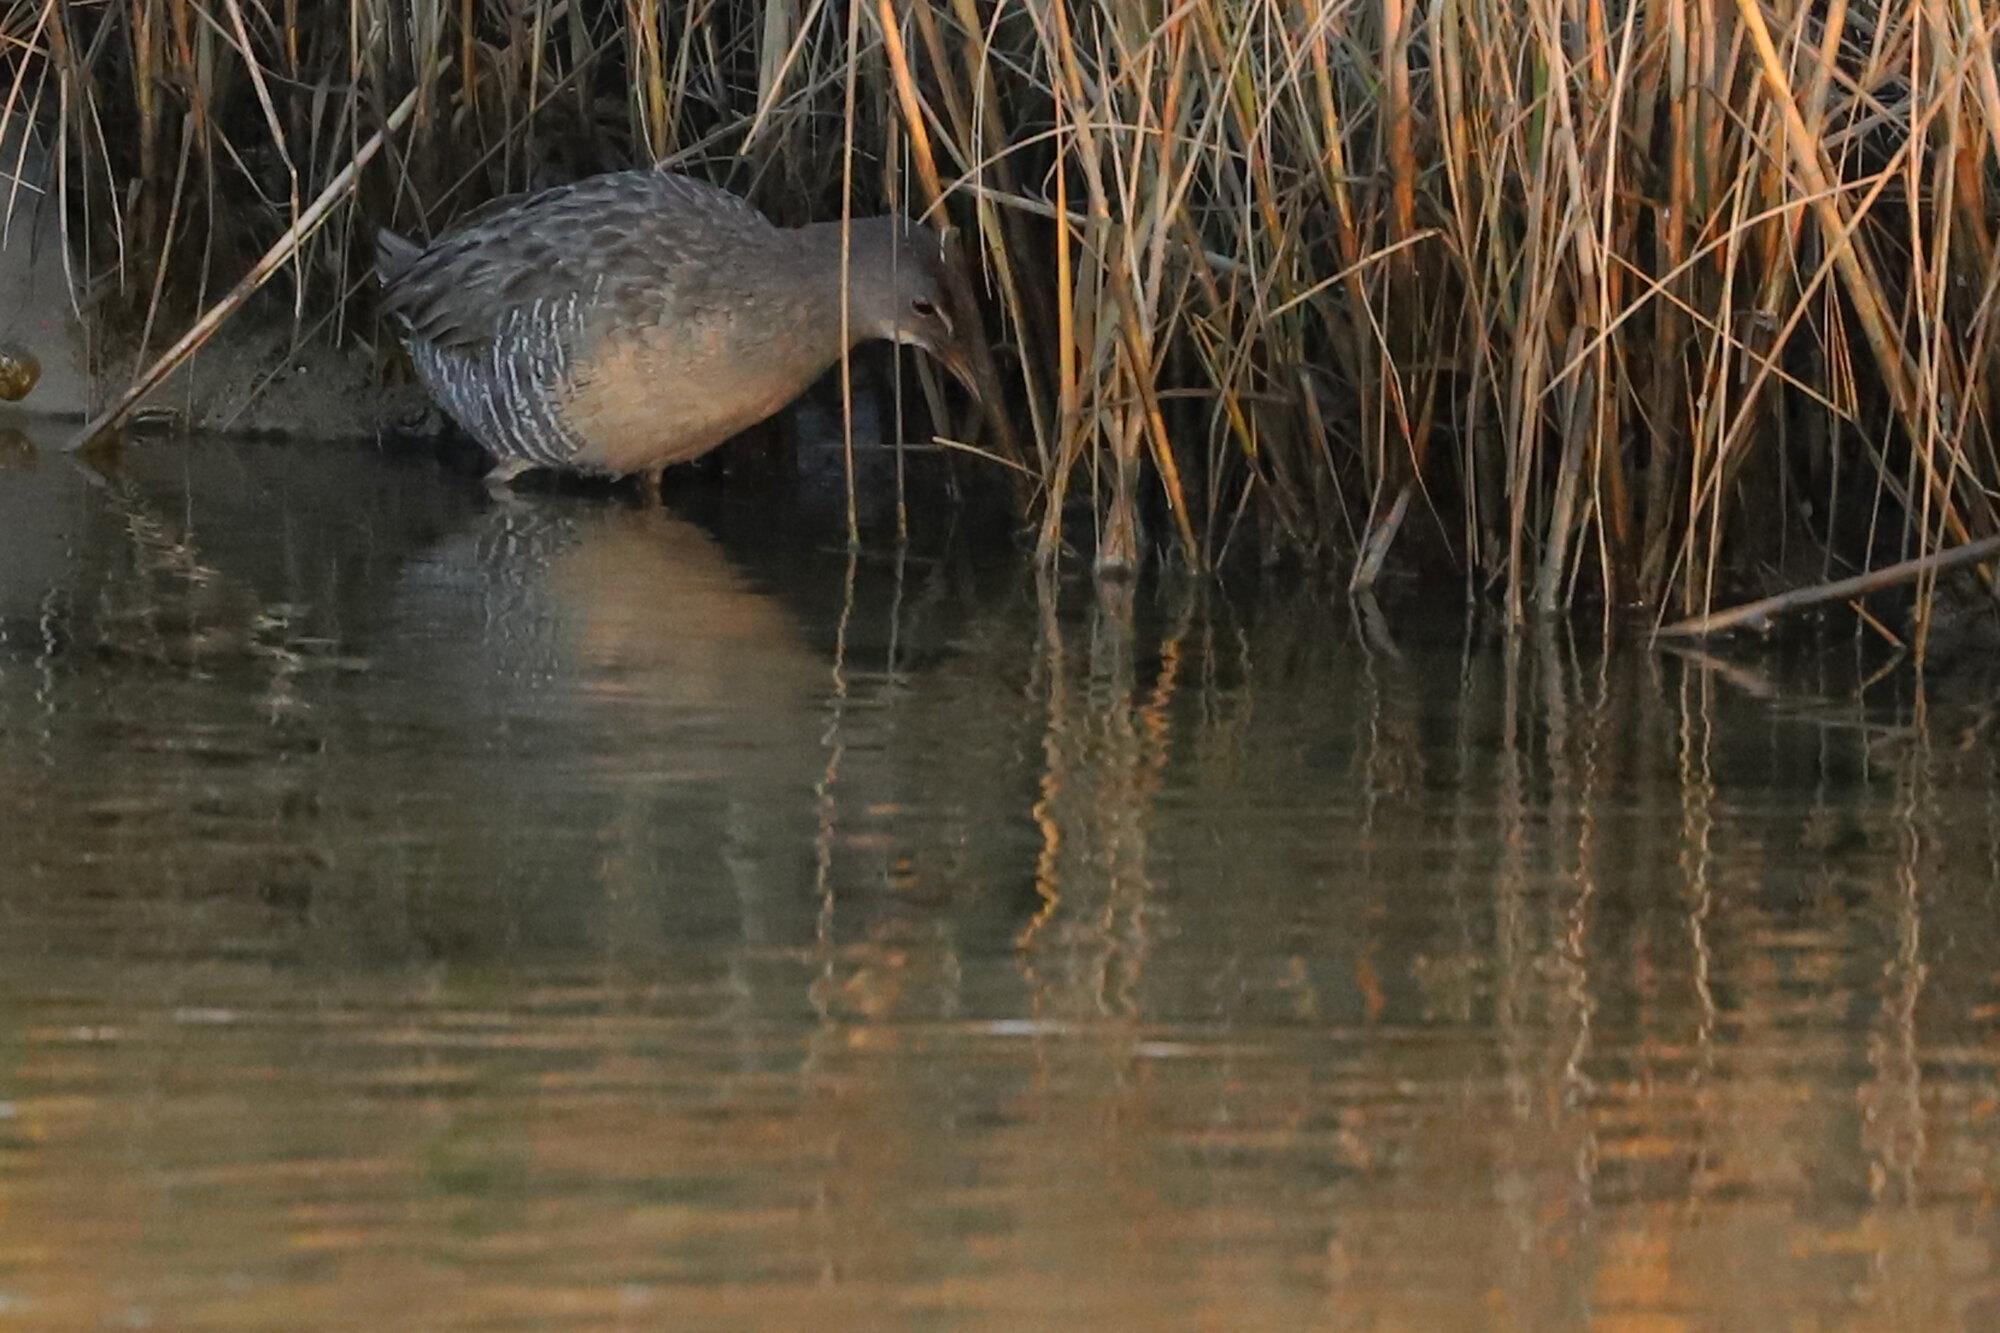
375,228,424,288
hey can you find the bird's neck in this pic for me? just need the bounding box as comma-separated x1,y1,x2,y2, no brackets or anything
792,218,899,351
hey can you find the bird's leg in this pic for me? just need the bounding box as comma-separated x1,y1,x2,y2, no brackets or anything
484,457,533,497
638,464,666,505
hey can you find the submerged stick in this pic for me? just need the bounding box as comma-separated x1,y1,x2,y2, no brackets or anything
1652,534,2000,639
65,81,425,453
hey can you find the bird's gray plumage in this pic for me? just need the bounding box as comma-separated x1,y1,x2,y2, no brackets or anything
377,169,975,480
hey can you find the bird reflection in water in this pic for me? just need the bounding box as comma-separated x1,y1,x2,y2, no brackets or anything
385,499,841,971
391,499,825,724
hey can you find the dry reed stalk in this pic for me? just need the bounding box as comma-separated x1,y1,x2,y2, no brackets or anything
15,0,2000,637
1654,533,2000,639
66,79,424,452
1044,71,1077,563
626,0,669,162
1349,0,1432,595
871,0,1018,469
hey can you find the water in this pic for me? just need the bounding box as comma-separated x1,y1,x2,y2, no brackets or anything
1,428,1998,1330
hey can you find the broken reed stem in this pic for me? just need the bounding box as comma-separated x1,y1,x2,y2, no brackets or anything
1653,534,2000,639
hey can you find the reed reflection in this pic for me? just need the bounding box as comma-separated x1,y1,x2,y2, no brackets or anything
852,597,2000,1330
0,437,1998,1327
1015,573,1180,1023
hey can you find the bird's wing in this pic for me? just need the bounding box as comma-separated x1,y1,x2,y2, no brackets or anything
377,172,779,352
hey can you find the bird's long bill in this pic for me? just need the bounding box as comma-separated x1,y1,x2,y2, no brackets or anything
931,343,983,406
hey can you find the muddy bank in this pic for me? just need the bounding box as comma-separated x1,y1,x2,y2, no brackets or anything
0,111,427,441
0,118,87,419
0,293,437,443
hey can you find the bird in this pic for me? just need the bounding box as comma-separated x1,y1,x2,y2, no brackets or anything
376,169,979,494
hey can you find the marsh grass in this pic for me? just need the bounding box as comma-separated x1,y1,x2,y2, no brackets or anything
6,0,2000,636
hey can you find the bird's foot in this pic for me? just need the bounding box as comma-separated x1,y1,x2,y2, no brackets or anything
484,458,534,497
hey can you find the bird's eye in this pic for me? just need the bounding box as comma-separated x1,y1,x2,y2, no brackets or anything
911,297,938,318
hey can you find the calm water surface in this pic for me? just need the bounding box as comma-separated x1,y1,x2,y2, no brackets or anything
1,429,1998,1330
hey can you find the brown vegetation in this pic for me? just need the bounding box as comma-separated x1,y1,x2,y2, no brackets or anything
6,0,2000,633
